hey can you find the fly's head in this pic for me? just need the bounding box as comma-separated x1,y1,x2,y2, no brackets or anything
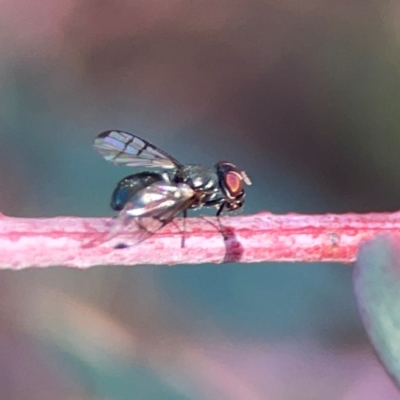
215,161,252,212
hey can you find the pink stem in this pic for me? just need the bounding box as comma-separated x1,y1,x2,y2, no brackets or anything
0,211,399,269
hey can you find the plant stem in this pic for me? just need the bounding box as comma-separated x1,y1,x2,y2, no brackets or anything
0,212,399,268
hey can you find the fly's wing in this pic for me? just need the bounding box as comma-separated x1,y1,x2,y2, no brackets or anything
107,181,195,247
94,130,183,169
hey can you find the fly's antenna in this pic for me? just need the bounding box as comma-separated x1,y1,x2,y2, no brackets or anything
241,171,252,185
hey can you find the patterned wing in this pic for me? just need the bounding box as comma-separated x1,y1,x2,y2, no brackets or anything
107,181,195,247
94,130,182,169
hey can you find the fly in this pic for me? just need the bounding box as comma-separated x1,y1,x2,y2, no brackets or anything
94,130,251,247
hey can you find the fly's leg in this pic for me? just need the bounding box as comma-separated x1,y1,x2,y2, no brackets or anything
216,202,225,217
215,202,228,240
114,217,160,249
197,202,228,241
181,209,187,248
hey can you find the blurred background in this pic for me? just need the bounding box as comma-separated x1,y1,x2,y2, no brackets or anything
0,0,399,398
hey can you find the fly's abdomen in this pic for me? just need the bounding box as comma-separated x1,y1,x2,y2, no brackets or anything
111,172,164,211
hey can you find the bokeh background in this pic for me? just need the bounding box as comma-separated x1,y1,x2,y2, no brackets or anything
0,0,400,398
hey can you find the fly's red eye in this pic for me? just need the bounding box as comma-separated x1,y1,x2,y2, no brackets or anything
225,172,243,196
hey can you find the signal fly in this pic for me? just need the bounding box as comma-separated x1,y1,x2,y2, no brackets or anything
94,130,251,247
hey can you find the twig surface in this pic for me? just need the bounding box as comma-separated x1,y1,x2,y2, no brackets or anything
0,212,399,268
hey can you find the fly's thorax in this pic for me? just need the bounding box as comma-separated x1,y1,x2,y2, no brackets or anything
175,165,219,192
171,165,218,210
173,183,195,199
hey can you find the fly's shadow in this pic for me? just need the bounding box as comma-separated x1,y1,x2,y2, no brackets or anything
200,217,244,263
